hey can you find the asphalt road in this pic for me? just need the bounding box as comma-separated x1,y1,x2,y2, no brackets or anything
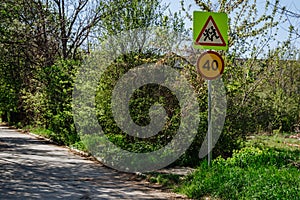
0,126,187,199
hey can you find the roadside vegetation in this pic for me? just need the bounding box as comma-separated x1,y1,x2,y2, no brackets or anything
176,134,300,199
0,0,299,199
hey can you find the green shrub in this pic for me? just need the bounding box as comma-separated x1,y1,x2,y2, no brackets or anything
41,59,80,145
94,51,248,166
177,146,300,199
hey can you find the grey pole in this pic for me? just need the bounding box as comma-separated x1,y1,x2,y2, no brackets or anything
208,80,212,166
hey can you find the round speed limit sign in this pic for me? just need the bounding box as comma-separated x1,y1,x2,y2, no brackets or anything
197,51,224,80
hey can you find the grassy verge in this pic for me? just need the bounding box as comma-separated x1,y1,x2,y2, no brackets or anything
175,134,300,199
24,126,88,152
137,172,183,189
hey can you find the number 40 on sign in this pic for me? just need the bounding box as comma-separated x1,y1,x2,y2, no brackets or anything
197,51,224,80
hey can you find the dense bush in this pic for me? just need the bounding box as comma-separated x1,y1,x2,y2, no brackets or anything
94,51,244,166
95,52,178,153
42,60,79,145
19,59,80,145
93,48,300,166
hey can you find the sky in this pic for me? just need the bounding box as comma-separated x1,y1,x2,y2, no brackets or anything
162,0,300,57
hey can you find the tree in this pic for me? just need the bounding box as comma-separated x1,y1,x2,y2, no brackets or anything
174,0,300,157
0,0,105,125
97,0,185,52
275,2,300,40
51,0,104,59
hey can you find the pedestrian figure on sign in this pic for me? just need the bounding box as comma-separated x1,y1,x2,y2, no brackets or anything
203,26,219,42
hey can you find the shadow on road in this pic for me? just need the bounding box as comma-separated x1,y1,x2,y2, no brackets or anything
0,126,183,199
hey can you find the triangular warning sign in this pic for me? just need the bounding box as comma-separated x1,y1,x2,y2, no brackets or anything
195,16,226,47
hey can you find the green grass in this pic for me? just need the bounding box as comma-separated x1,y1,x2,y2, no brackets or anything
27,126,56,138
175,134,300,200
246,133,300,149
142,172,182,188
25,126,88,152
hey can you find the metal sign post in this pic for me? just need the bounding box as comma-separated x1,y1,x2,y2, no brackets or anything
207,80,212,166
194,11,228,167
196,51,224,167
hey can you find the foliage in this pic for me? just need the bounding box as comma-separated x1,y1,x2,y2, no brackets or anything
182,0,283,55
0,0,102,124
18,59,80,145
27,126,57,141
0,0,299,170
41,59,79,145
177,146,300,199
98,0,185,41
247,133,300,150
49,0,105,59
144,173,182,188
183,0,300,159
95,52,170,153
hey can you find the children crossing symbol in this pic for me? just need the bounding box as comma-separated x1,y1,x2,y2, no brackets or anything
193,12,228,50
195,16,226,47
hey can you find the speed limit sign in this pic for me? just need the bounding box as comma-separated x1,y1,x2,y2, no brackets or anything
197,51,224,80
